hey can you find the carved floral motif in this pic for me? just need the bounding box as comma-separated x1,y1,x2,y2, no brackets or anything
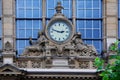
79,61,89,69
17,61,27,68
32,61,41,68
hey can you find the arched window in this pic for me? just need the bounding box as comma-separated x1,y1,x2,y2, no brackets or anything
16,0,42,55
0,0,2,49
76,0,102,53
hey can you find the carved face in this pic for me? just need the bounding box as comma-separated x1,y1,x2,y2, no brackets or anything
48,21,71,42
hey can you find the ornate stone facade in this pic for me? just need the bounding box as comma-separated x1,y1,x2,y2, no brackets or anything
0,1,105,80
15,2,97,70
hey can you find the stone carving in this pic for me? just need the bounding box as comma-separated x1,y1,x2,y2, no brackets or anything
79,61,89,69
21,31,97,57
55,1,64,14
21,31,48,56
17,61,27,68
18,29,97,69
3,41,13,51
32,61,41,68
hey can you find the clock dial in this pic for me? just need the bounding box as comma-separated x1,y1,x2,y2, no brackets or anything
48,22,71,42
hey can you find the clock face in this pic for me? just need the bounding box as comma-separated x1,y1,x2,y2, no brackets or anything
48,22,71,42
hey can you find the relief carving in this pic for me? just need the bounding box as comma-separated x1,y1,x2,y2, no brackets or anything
32,61,41,68
3,41,14,52
18,31,97,69
17,61,27,68
79,61,89,69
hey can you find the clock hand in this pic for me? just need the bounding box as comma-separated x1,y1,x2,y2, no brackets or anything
52,28,64,33
60,31,64,33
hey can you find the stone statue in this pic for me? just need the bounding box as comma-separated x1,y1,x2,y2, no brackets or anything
37,31,48,45
24,31,48,53
73,32,87,51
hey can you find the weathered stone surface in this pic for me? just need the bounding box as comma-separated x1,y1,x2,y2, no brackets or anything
3,0,13,15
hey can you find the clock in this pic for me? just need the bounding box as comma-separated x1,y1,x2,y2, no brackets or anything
46,20,73,44
49,21,71,42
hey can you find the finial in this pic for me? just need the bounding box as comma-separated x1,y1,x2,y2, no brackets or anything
55,1,64,13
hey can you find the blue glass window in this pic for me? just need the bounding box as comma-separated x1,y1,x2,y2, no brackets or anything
16,0,42,55
119,0,120,39
76,0,102,53
0,0,2,49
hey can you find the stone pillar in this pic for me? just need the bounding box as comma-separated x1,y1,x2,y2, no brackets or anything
72,0,76,33
2,0,15,64
42,0,46,31
103,0,118,49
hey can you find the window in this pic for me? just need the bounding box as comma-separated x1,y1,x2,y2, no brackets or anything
76,0,102,53
16,0,42,55
0,0,2,49
119,0,120,39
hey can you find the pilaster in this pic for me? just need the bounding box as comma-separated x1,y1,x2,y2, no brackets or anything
103,0,118,49
2,0,15,64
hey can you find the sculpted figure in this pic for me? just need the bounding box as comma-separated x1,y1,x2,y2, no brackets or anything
37,31,48,45
73,32,87,51
25,31,48,53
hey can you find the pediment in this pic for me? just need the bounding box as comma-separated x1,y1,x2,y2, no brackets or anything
0,64,24,74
